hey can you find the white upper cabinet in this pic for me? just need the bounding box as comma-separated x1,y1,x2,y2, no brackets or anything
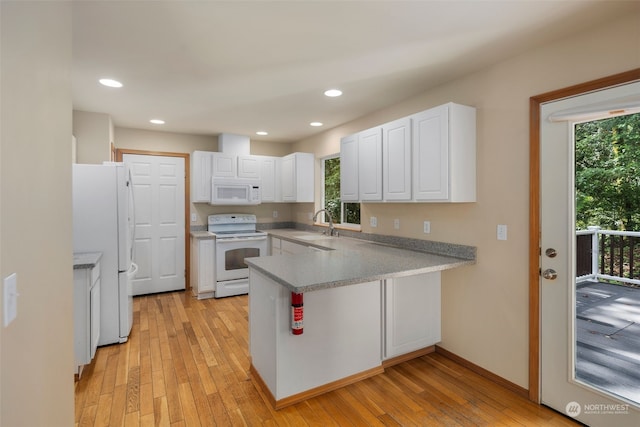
260,156,279,202
237,155,261,179
338,102,476,203
212,152,236,177
358,126,383,201
191,151,214,203
192,151,308,204
383,117,412,201
412,103,476,202
281,152,314,202
340,134,358,202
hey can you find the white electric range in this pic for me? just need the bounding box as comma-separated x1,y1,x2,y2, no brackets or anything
208,214,268,298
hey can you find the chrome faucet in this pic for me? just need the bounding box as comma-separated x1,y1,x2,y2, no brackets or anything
312,209,336,236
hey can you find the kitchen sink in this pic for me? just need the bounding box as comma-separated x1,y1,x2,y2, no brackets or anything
293,234,334,241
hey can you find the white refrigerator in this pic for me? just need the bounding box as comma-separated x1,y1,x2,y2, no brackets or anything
73,163,137,345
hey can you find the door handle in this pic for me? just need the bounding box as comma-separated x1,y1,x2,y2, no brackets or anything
545,248,557,258
542,269,558,280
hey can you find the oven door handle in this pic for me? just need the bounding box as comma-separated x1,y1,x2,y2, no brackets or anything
217,236,267,243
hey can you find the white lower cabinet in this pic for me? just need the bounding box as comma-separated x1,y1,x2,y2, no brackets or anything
191,236,215,299
382,272,441,359
74,260,101,376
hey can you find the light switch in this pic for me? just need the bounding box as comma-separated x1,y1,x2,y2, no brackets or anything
497,224,508,241
370,216,378,227
423,221,431,234
4,273,18,327
191,213,197,222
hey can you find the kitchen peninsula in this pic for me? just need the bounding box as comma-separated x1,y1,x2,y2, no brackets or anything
246,229,475,409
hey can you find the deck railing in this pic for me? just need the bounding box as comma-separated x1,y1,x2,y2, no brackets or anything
576,226,640,285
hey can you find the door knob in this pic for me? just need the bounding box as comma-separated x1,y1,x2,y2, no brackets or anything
545,248,557,258
542,269,558,280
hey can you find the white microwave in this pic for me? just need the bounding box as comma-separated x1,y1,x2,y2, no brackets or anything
210,177,261,205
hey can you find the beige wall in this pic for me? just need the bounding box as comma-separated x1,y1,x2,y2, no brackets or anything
73,110,114,164
1,2,75,426
115,126,217,154
114,127,295,225
293,12,640,389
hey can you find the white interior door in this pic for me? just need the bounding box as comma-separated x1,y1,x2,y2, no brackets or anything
540,82,640,426
124,154,185,295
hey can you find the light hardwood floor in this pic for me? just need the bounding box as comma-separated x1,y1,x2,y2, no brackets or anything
75,290,580,426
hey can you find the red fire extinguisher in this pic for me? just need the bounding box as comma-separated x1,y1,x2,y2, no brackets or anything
291,292,303,335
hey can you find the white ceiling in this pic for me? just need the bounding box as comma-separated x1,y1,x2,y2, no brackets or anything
72,1,636,143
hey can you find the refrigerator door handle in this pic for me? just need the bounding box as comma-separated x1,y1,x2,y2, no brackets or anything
127,262,138,278
127,168,137,264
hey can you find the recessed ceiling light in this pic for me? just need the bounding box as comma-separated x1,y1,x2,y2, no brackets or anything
150,119,165,125
324,89,342,97
310,122,323,127
256,131,268,136
99,78,123,88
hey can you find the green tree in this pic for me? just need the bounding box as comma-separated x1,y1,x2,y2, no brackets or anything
324,157,341,222
575,113,640,230
323,157,360,225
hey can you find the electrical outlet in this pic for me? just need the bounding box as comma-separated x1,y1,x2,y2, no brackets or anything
370,216,378,227
191,213,197,222
423,221,431,234
308,212,313,221
273,210,278,218
394,219,400,229
497,224,508,241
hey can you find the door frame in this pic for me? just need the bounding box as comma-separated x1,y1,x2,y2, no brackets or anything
528,68,640,403
116,148,191,290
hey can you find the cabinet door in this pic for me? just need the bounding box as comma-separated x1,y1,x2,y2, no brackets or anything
260,157,278,202
294,153,314,203
358,126,383,201
73,269,90,367
383,117,412,201
281,155,296,201
198,239,215,292
238,155,261,179
191,151,213,202
383,273,441,359
90,278,100,359
340,134,359,201
270,237,281,255
412,106,449,201
212,152,237,177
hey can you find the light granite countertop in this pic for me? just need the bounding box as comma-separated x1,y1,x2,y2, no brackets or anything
246,229,475,293
73,252,102,270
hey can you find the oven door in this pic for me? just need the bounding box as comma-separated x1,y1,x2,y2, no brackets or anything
215,235,268,282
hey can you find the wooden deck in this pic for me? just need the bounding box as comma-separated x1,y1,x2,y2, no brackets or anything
576,280,640,404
